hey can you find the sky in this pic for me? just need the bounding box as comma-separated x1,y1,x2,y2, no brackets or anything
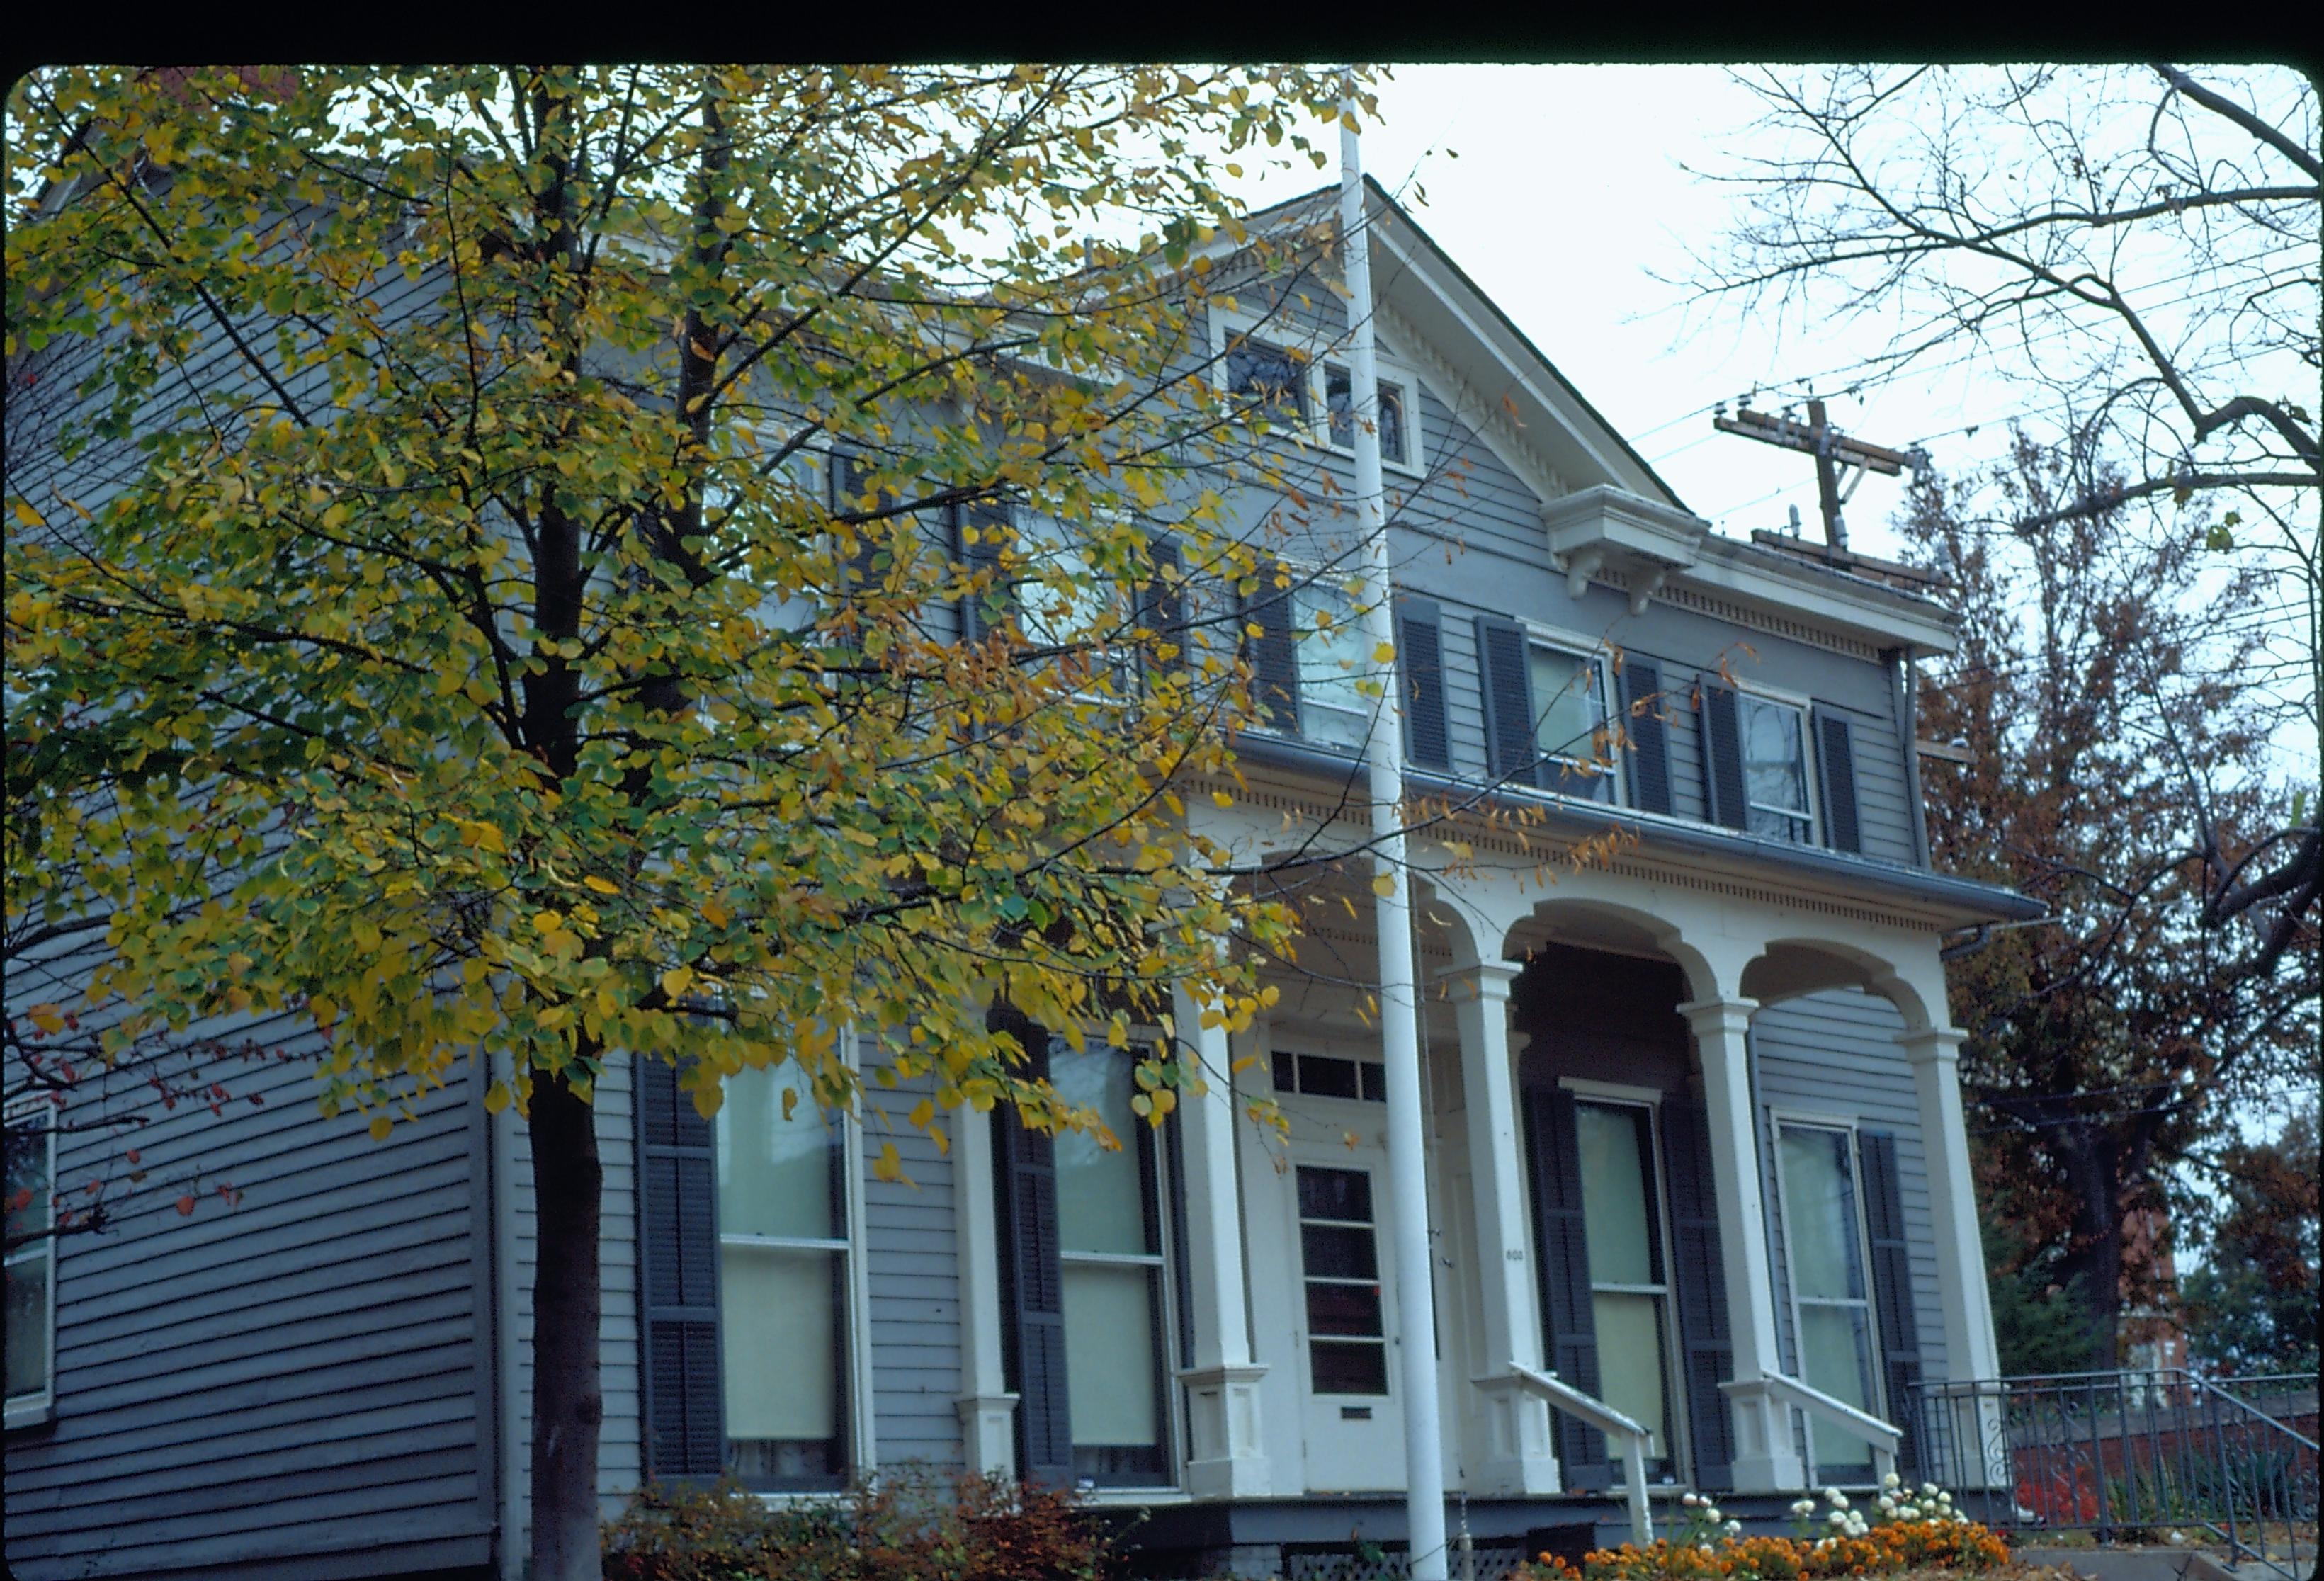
1220,64,2155,562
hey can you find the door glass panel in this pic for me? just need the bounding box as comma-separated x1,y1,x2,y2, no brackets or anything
1593,1290,1670,1458
1577,1102,1657,1286
1298,1166,1388,1396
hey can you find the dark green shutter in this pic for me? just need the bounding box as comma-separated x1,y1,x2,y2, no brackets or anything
1698,674,1748,830
1621,659,1672,815
1521,1084,1609,1488
1138,536,1185,681
989,1008,1074,1488
958,499,1013,642
1395,596,1451,769
1475,615,1541,788
1815,708,1863,854
1859,1131,1924,1475
637,1057,725,1480
1662,1099,1737,1491
1240,565,1300,733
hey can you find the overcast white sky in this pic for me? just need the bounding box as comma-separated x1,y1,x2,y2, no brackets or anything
1226,65,2087,562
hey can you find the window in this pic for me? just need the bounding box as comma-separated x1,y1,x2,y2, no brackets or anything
5,1104,56,1422
1050,1041,1176,1486
1224,335,1307,423
1014,511,1122,653
1575,1100,1677,1476
1740,694,1815,843
1296,1166,1388,1395
1292,576,1376,752
1776,1123,1882,1481
1272,1048,1388,1104
1529,642,1619,803
1325,366,1410,467
715,1060,854,1486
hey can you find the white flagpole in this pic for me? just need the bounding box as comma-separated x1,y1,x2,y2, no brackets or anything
1339,75,1449,1581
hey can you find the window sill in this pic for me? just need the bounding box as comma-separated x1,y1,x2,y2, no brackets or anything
4,1397,56,1433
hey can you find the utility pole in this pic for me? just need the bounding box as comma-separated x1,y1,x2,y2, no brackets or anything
1713,399,1918,550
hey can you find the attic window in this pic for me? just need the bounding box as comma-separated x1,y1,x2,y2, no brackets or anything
1325,366,1408,466
1225,336,1306,421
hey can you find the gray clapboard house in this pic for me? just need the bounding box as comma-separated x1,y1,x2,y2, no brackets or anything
4,179,2036,1580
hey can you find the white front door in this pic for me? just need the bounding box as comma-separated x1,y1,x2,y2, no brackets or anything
1284,1138,1407,1490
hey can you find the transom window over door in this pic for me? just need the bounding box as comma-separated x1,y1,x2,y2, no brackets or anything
1575,1100,1676,1475
1740,695,1814,842
715,1060,851,1486
1777,1123,1882,1480
1050,1041,1175,1487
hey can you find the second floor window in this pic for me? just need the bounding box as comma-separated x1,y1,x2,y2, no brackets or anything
1294,578,1375,752
1741,695,1815,843
1325,366,1410,467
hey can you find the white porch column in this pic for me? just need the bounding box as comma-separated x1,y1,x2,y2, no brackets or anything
1678,996,1806,1492
951,1104,1017,1476
1900,1026,2005,1490
1446,960,1560,1495
1172,982,1270,1498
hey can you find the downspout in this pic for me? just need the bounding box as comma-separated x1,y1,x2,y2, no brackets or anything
1887,645,1932,869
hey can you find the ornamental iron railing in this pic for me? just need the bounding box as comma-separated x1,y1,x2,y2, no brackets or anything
1904,1370,2318,1580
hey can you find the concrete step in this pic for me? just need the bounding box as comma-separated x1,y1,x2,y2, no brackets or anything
2017,1545,2314,1581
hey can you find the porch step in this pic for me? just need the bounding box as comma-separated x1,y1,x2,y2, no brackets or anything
2015,1546,2309,1581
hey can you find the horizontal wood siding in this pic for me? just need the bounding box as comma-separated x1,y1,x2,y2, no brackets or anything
863,1065,964,1470
2,1005,493,1580
1751,990,1950,1394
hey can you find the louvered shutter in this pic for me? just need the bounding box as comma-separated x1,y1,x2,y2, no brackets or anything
990,1009,1074,1488
1475,615,1541,789
1698,675,1748,830
1621,659,1672,815
1858,1131,1924,1475
832,454,885,601
1521,1084,1609,1488
1395,596,1451,769
1240,566,1300,733
637,1057,725,1480
958,499,1014,642
1138,536,1185,681
1662,1099,1738,1492
1815,708,1863,854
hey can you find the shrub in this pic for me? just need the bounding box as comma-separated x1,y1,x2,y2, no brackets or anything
601,1469,1112,1581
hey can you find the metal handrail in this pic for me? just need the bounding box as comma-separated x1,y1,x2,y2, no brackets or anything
1507,1364,1655,1547
1755,1371,1903,1484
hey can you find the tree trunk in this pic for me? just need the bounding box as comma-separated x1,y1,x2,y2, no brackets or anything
2051,1122,2125,1369
527,1067,604,1581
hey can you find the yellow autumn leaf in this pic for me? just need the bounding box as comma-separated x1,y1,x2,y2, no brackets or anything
368,1115,393,1141
661,966,696,999
873,1140,905,1183
582,875,618,895
1373,641,1396,663
25,1003,64,1034
484,1080,512,1115
1371,871,1396,897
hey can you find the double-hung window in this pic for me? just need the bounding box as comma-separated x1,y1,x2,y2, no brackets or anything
1223,334,1309,426
715,1060,856,1487
1292,575,1376,753
1774,1121,1883,1481
1574,1099,1678,1478
1529,642,1619,802
1049,1041,1177,1487
5,1104,56,1424
1740,693,1816,843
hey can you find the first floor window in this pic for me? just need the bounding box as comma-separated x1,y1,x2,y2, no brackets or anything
1050,1041,1175,1485
5,1104,55,1417
1741,695,1814,842
716,1060,851,1485
1575,1099,1676,1475
1776,1123,1882,1480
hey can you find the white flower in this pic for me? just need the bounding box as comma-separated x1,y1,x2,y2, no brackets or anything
1683,1493,1701,1508
1700,1543,1716,1556
1791,1500,1817,1517
1726,1522,1744,1538
2169,1532,2187,1546
1815,1538,1835,1552
1937,1491,1953,1506
1921,1483,1939,1497
1833,1493,1852,1510
1830,1512,1849,1527
1883,1471,1902,1488
1878,1497,1897,1514
1825,1486,1844,1502
1704,1507,1722,1525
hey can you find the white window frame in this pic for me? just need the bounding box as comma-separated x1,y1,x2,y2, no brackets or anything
1557,1080,1691,1483
1206,306,1427,477
1521,621,1627,806
715,1033,877,1490
1734,682,1821,846
1768,1109,1887,1485
1047,1029,1186,1495
4,1099,58,1429
1262,555,1383,755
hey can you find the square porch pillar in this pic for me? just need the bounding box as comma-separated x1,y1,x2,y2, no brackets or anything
1447,960,1560,1495
1172,983,1270,1498
951,1104,1019,1476
1899,1026,2005,1490
1678,996,1806,1492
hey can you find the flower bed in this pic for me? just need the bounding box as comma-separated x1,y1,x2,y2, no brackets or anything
1519,1480,2011,1581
